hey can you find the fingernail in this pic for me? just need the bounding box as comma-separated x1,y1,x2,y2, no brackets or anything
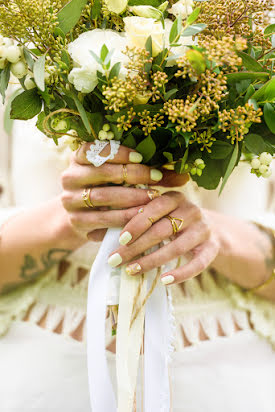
108,253,122,267
129,152,143,163
126,263,142,276
119,231,132,245
147,189,161,200
150,169,163,182
161,275,175,285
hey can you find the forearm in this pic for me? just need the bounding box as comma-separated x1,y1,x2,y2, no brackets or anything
0,197,86,294
207,210,275,301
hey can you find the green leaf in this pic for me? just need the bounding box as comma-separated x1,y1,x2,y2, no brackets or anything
181,23,207,37
100,44,109,61
53,27,66,39
145,36,153,57
36,111,47,134
264,24,275,35
123,133,136,149
180,147,189,173
110,123,123,140
3,88,21,134
136,135,156,162
109,62,121,80
226,72,269,83
71,92,92,134
163,152,173,162
164,88,178,101
192,156,223,190
186,6,201,25
244,133,266,155
264,103,275,134
250,78,275,103
219,142,238,194
10,89,42,120
208,141,233,159
244,84,255,103
237,51,264,72
0,64,10,103
61,50,71,68
169,16,182,44
128,0,162,6
57,0,88,34
89,50,102,65
86,112,104,135
23,48,34,70
33,55,46,92
91,0,101,19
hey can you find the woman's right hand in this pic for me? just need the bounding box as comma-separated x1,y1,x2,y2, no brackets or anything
60,143,164,243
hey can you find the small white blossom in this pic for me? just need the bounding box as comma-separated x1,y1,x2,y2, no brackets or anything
168,0,194,18
68,66,98,94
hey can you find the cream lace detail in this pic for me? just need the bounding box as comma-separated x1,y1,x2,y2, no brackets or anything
86,139,120,167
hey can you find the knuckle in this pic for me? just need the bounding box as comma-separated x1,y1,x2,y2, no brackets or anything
122,208,133,224
151,224,165,242
174,241,185,256
61,190,73,210
69,212,82,228
90,188,106,205
61,170,72,189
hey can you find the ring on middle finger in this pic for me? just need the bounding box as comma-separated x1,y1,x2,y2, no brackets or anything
122,164,128,183
165,215,184,235
148,216,155,225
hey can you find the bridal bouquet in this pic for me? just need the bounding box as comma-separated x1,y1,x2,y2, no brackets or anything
1,0,275,410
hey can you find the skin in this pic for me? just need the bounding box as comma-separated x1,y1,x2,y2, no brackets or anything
0,143,274,303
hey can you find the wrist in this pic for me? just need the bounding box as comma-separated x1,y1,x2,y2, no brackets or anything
50,196,87,251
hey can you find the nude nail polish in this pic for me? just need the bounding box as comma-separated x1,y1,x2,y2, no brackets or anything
108,253,122,268
126,263,142,276
161,275,175,285
119,231,132,245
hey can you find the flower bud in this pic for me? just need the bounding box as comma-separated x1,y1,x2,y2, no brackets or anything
190,167,197,175
5,45,21,63
158,1,168,13
10,61,28,79
196,168,202,177
194,158,205,169
129,5,162,19
24,76,36,90
259,152,272,166
251,158,261,170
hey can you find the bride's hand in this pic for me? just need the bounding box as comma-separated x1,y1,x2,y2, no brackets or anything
61,143,166,242
108,192,220,285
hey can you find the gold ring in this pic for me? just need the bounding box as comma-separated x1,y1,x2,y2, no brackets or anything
122,164,128,183
82,188,94,208
148,217,155,225
165,216,184,235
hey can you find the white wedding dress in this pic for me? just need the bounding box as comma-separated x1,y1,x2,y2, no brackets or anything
0,113,275,412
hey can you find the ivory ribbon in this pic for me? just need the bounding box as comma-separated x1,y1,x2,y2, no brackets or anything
87,229,173,412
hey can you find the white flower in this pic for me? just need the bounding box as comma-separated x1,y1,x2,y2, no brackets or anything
68,66,98,93
124,16,164,57
68,29,128,92
164,18,194,66
168,0,194,18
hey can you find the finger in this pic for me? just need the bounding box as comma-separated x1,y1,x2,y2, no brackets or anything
108,220,209,271
62,163,163,189
87,229,107,242
75,142,143,165
69,206,140,233
62,187,160,211
159,170,190,188
118,193,200,246
160,238,219,285
113,204,198,264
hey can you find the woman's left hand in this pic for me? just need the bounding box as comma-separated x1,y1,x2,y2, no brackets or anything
108,191,220,285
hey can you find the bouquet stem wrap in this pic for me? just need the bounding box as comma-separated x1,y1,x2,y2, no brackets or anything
87,228,175,412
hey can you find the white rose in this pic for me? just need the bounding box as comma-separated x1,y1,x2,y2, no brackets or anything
123,16,164,57
164,19,194,66
168,0,194,18
68,29,128,92
68,66,98,93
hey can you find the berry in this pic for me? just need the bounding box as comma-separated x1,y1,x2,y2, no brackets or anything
98,130,108,140
5,46,21,63
102,123,110,132
10,61,28,79
259,152,272,166
106,131,115,140
24,76,36,90
259,164,268,174
251,158,261,169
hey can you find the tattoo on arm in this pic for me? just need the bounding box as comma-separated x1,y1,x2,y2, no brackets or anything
0,248,71,295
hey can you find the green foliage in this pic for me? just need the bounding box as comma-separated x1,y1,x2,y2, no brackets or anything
136,135,156,162
57,0,88,34
219,142,239,194
10,89,42,120
244,134,266,155
33,55,46,92
0,65,10,104
264,103,275,134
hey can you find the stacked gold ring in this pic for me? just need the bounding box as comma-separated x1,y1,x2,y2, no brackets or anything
165,216,184,235
122,164,128,183
82,188,94,208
